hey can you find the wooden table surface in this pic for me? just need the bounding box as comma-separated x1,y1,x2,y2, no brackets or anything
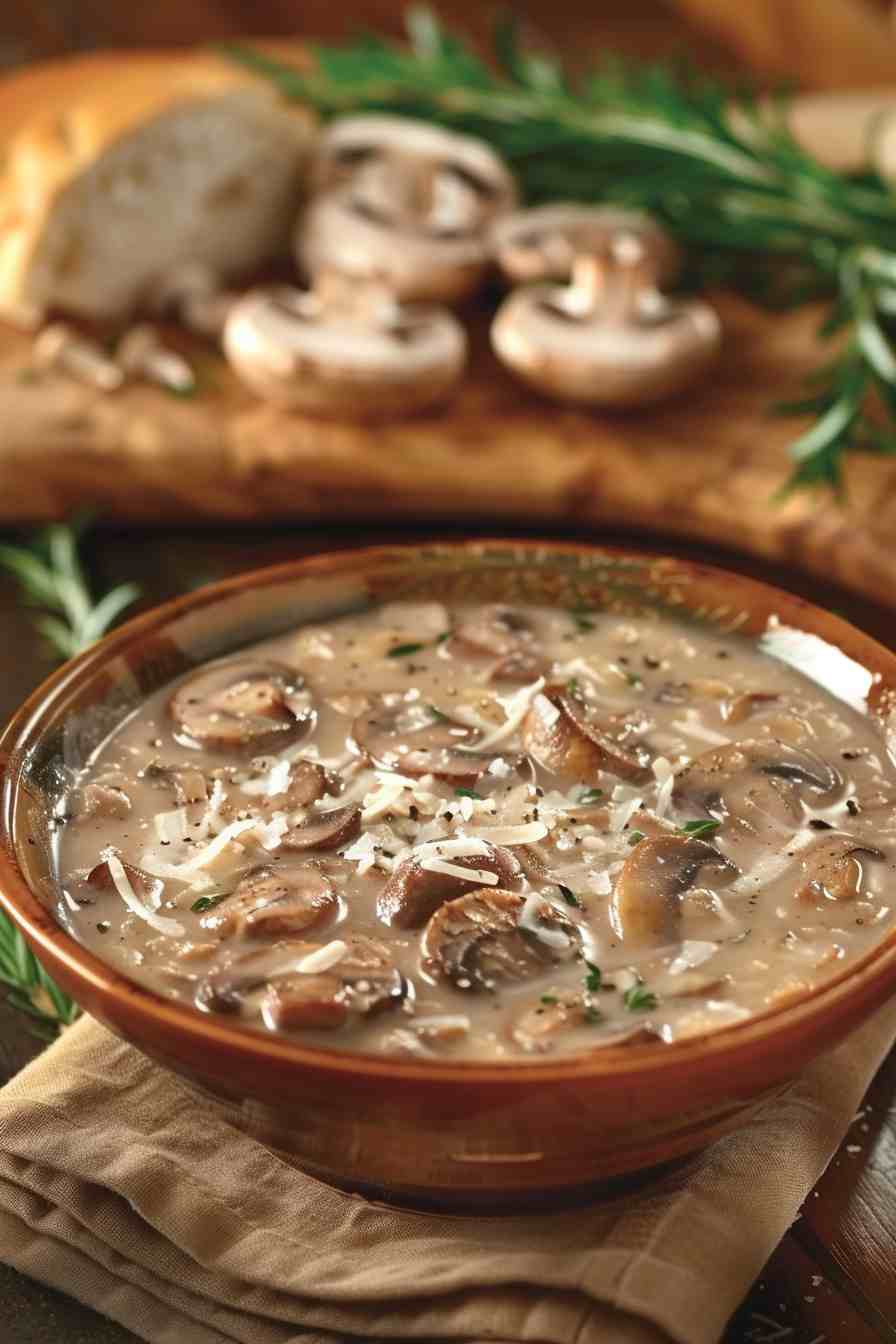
0,521,893,1344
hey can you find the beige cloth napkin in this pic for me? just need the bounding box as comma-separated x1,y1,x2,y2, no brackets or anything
0,1011,894,1344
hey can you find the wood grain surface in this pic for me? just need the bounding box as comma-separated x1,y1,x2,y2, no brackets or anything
4,293,896,609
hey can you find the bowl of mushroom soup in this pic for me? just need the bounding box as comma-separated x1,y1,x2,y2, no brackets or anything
2,540,896,1207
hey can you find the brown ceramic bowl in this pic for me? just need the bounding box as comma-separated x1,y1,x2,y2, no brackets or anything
2,540,896,1209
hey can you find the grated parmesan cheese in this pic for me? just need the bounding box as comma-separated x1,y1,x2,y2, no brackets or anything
296,940,347,973
460,677,545,752
420,857,499,885
668,940,718,975
468,821,548,846
104,854,184,937
153,808,189,844
518,890,571,951
609,797,643,833
170,818,257,875
532,693,560,727
361,773,413,823
342,832,377,874
240,758,292,798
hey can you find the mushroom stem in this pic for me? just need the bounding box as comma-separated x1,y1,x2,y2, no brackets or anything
33,323,124,391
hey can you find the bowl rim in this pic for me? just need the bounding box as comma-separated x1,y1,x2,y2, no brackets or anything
2,535,896,1086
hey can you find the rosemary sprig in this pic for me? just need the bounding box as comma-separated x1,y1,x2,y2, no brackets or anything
229,10,896,493
0,522,140,1037
0,521,139,660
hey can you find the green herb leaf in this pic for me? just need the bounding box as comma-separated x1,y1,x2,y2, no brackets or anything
578,787,603,804
557,883,580,908
624,671,643,688
426,703,448,721
0,521,142,1038
569,607,595,633
540,994,559,1006
455,787,483,799
678,819,722,838
566,677,580,696
627,829,646,845
435,630,451,644
387,642,424,658
584,959,602,993
624,984,658,1012
190,891,229,914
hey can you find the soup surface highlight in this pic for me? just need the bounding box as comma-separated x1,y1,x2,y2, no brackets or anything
56,601,896,1060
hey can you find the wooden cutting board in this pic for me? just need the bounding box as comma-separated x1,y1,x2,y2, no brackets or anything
4,292,896,608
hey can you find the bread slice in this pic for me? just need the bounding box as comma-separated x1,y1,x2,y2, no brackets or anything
0,50,314,324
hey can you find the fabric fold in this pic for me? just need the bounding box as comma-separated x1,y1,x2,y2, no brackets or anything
0,1009,893,1344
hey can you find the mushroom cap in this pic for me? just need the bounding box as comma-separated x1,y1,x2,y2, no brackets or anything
421,888,581,990
674,738,842,831
521,689,651,783
280,802,362,853
491,282,721,407
223,284,466,416
795,834,884,904
351,695,506,783
199,865,338,941
610,834,738,947
297,114,518,304
168,656,312,753
491,203,679,287
377,842,523,928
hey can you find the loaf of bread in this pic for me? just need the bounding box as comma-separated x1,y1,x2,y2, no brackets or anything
0,49,314,325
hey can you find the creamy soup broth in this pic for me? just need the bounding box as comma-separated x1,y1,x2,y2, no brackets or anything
56,600,896,1060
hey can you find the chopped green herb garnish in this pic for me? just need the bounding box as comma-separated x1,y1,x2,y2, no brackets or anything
426,703,447,722
455,787,483,800
435,630,451,644
624,984,658,1012
627,830,646,846
566,677,580,696
570,611,595,633
557,883,580,908
190,892,227,913
387,642,424,658
583,1004,602,1025
584,960,602,994
678,819,722,838
540,994,558,1006
624,671,643,687
578,787,603,804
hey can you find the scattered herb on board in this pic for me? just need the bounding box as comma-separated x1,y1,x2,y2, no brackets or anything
387,641,424,658
0,522,141,1038
556,882,580,908
569,607,595,633
679,819,722,838
230,7,896,494
624,984,658,1012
